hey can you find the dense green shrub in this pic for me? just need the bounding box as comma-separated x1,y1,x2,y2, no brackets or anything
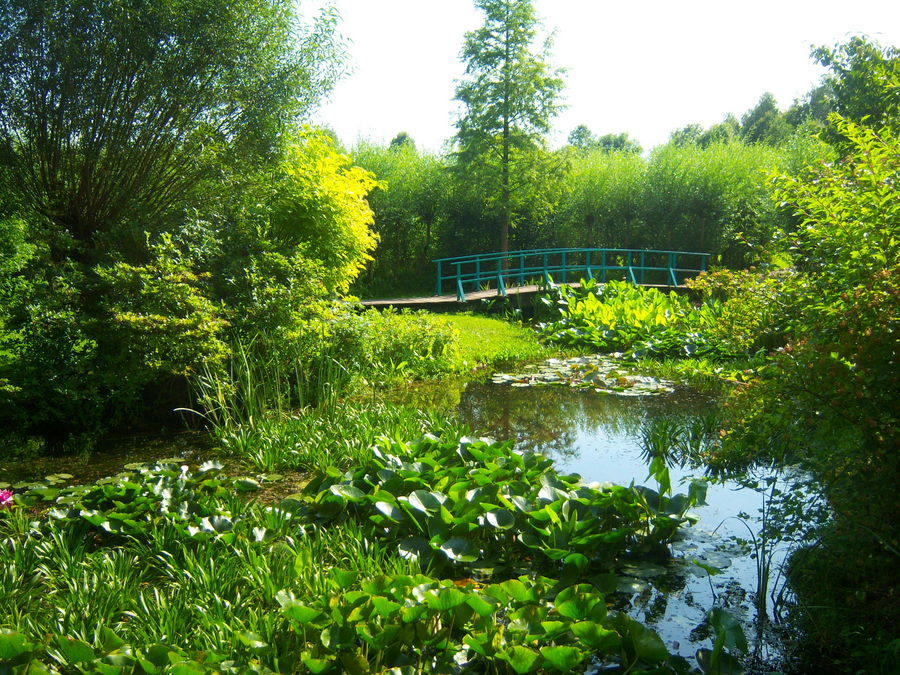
539,280,736,360
709,116,900,670
686,266,796,353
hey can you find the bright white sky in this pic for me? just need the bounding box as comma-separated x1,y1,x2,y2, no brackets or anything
301,0,900,153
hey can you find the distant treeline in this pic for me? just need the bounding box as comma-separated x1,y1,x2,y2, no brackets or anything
351,132,832,296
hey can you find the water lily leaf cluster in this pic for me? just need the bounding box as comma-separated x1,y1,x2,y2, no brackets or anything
492,355,675,395
300,434,706,575
10,459,281,544
276,573,704,674
1,436,739,674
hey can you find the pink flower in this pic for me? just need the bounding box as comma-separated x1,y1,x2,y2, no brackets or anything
0,489,13,507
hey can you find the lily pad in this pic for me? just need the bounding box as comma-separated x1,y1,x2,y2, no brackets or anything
492,355,674,396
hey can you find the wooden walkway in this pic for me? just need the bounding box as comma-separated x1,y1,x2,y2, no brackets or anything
360,281,687,309
361,283,550,308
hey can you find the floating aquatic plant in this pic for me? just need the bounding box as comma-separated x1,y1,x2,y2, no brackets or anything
492,355,675,396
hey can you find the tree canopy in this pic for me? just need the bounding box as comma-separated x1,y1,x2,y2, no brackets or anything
453,0,564,254
0,0,344,248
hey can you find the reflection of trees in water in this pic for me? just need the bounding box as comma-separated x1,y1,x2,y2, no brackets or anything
456,383,719,463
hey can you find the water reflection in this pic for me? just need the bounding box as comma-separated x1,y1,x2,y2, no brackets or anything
457,381,718,484
455,378,790,667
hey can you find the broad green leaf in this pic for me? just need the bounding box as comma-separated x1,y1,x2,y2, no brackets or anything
465,594,497,617
425,587,468,611
281,602,322,625
233,477,261,492
408,490,443,513
499,645,541,674
540,645,585,671
330,569,359,590
331,484,366,501
302,655,333,674
696,647,747,675
56,637,96,663
0,632,35,660
484,508,515,529
708,608,748,654
439,537,479,562
570,621,621,651
624,618,668,663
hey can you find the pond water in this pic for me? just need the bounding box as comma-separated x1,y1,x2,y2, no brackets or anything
456,377,792,668
0,432,211,485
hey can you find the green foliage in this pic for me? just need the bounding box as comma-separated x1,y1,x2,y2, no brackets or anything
0,1,358,447
686,266,796,353
710,115,900,671
96,234,230,375
0,439,738,674
300,433,706,575
555,150,645,249
351,141,446,294
0,0,344,244
567,126,642,154
271,130,381,295
453,0,565,253
739,92,793,145
276,574,699,674
539,280,736,360
552,139,832,265
328,309,460,380
812,36,900,133
640,141,786,262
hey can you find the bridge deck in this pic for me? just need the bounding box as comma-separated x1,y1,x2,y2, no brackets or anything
360,281,686,309
361,283,549,308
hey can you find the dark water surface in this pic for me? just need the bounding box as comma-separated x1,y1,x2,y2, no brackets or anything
0,432,211,486
456,379,790,666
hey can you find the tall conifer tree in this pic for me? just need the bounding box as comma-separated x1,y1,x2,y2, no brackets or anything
453,0,564,255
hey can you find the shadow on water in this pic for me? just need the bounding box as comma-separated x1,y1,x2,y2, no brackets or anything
455,377,796,670
0,432,211,486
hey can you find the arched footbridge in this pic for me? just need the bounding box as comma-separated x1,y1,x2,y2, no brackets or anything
362,248,710,308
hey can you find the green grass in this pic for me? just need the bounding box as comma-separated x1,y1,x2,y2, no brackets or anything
441,313,547,370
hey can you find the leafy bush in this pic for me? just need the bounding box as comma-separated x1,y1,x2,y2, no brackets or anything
686,265,796,353
329,308,460,380
539,280,737,360
712,116,900,671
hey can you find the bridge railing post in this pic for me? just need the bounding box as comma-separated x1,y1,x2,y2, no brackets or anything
586,250,593,280
561,251,568,284
435,260,442,296
519,253,525,286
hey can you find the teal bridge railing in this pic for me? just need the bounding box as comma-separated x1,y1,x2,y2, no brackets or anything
434,248,710,301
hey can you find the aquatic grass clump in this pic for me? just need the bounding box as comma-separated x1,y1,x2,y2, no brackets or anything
217,403,466,474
